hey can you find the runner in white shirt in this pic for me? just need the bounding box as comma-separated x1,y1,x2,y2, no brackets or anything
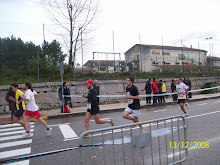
21,82,52,137
176,78,189,117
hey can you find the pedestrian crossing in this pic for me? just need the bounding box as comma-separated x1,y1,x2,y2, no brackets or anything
0,122,34,165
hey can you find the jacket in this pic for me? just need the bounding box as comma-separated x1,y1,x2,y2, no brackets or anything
5,88,16,111
162,83,166,92
145,81,152,94
152,81,159,94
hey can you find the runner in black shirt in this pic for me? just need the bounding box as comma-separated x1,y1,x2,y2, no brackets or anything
82,79,114,135
123,77,143,132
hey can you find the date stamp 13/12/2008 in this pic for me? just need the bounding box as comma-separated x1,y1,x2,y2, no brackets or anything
170,142,209,149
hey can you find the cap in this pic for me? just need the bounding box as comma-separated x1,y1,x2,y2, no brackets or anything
85,79,94,84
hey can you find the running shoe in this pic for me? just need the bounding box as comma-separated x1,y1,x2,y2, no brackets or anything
84,134,92,138
46,127,52,136
185,102,189,109
108,119,114,126
183,113,188,117
22,132,32,138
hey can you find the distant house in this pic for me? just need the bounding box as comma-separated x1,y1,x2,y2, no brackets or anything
207,56,220,68
83,60,126,73
125,44,207,72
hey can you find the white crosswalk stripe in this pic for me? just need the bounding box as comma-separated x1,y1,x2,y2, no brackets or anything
0,123,34,165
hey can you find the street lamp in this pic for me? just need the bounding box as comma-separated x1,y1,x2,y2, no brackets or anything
206,37,212,71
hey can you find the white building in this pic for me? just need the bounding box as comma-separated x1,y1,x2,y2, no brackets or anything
125,44,207,72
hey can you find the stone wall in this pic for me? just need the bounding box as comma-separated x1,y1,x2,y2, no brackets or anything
0,77,219,113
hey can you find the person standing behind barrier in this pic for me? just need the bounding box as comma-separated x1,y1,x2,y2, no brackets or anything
93,80,100,104
5,87,16,121
161,80,166,102
145,79,152,105
171,79,177,101
123,77,143,132
10,83,26,131
157,80,162,103
58,82,72,113
22,82,52,137
152,78,159,105
185,77,192,98
82,79,114,135
176,77,189,117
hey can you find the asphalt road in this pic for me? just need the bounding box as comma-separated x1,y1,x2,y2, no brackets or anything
0,98,220,165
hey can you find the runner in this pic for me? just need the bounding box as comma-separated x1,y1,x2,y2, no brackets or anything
22,82,52,137
176,77,189,117
122,77,143,132
10,83,26,130
82,79,114,136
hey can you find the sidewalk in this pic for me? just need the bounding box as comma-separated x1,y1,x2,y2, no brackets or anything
1,93,220,124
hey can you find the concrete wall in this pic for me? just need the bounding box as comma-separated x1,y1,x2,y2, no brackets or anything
0,77,219,113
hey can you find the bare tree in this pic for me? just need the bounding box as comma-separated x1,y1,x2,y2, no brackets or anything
42,0,100,68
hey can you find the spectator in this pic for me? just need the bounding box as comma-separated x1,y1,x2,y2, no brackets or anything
185,77,192,98
161,80,166,102
93,80,100,104
157,80,162,103
152,78,159,105
145,79,152,105
5,87,16,121
171,79,177,101
58,82,71,113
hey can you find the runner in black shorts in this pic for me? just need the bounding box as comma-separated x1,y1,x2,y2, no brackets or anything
176,78,189,117
82,79,114,135
11,83,26,130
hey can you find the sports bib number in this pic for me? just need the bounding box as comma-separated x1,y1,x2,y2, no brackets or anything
178,93,185,98
87,103,91,110
127,99,133,104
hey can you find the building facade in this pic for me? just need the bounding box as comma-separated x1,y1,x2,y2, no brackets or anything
125,44,207,72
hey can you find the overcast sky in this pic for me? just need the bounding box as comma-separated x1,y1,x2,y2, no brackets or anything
1,0,220,65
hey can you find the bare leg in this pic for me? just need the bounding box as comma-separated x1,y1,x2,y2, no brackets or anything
36,117,49,130
23,116,31,132
122,111,134,121
13,117,25,128
85,112,92,132
93,113,108,124
134,117,143,132
179,103,187,113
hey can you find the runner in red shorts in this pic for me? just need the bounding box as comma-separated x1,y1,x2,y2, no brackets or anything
21,82,52,137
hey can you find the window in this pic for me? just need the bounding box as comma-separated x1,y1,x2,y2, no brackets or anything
152,50,160,55
162,51,170,55
136,53,139,60
164,62,170,65
178,54,186,60
171,51,179,57
190,52,195,57
152,61,158,65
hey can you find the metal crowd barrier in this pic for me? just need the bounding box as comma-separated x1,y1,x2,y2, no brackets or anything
65,86,220,98
79,115,188,165
0,115,187,165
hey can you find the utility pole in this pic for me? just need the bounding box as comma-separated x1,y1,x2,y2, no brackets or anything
112,31,115,72
139,34,142,72
181,39,184,72
198,41,200,71
162,37,164,71
206,37,212,71
81,28,83,72
37,51,39,82
43,24,46,43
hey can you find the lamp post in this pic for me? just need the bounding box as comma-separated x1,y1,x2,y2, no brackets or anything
162,37,164,71
206,37,212,71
